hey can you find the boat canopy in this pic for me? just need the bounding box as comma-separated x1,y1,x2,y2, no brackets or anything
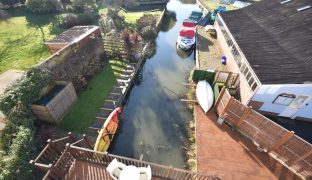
182,20,196,27
179,27,195,37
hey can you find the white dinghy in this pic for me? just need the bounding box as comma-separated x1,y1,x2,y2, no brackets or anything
196,80,214,113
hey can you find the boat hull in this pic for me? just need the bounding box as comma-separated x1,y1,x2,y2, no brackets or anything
177,36,195,51
196,81,214,113
94,107,122,152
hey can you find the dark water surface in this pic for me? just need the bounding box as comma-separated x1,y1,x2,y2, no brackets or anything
110,0,201,168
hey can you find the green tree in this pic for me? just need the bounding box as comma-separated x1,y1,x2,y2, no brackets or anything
0,0,25,7
141,25,157,41
71,0,94,13
26,0,62,14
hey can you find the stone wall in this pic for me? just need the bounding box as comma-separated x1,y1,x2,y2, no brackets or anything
36,28,104,90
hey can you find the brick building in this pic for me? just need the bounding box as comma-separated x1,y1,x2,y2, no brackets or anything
214,0,312,121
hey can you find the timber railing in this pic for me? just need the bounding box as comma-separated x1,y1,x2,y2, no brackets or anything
29,132,77,172
32,136,218,180
215,87,312,179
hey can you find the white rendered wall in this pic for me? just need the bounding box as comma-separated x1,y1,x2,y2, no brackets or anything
252,84,312,119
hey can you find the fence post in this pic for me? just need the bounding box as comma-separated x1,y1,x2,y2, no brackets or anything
68,132,76,142
83,134,93,149
236,106,252,128
214,87,226,109
225,72,233,86
268,131,295,153
288,149,312,166
219,96,234,119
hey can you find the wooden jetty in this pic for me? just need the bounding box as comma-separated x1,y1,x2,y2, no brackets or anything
88,50,146,137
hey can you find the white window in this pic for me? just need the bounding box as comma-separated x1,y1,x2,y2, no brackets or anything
273,93,296,106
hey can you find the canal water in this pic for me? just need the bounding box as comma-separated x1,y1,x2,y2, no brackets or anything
110,0,201,168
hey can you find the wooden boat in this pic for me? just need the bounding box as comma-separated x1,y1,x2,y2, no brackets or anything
94,107,122,152
177,19,196,51
196,80,214,113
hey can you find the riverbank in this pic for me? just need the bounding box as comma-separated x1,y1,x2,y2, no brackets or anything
59,9,166,133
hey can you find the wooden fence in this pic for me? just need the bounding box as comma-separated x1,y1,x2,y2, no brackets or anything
31,135,218,180
215,87,312,179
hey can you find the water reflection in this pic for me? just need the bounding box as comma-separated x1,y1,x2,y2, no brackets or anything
110,0,201,169
160,10,177,32
179,0,197,4
176,45,194,59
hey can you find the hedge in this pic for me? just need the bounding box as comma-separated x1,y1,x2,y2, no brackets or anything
192,69,215,84
0,126,35,180
0,69,50,179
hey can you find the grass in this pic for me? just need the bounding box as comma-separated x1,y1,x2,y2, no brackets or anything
59,60,127,133
119,10,162,27
201,1,238,11
0,7,63,74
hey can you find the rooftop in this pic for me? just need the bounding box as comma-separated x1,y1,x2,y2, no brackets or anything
45,26,98,45
220,0,312,84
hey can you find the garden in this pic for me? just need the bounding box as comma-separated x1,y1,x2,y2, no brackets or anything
0,0,164,178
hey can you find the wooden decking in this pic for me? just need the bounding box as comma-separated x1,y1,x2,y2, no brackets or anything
196,26,227,71
65,160,180,180
194,105,300,180
65,160,112,180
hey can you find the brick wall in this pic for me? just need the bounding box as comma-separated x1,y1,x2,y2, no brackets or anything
214,22,254,104
36,28,104,90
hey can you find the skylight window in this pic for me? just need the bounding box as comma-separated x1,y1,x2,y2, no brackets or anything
297,5,311,12
280,0,292,5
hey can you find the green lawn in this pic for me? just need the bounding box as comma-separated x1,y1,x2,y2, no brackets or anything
59,60,127,133
201,1,237,11
119,10,162,27
0,7,63,74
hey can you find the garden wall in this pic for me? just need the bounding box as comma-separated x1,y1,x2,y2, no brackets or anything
36,26,104,90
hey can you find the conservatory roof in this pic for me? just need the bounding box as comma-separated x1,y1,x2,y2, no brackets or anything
45,26,98,45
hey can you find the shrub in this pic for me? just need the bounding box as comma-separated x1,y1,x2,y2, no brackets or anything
0,69,50,179
71,0,94,13
107,8,125,30
58,12,97,29
0,0,25,7
141,25,157,41
0,126,35,180
136,14,157,32
26,0,61,14
192,70,215,84
0,69,51,115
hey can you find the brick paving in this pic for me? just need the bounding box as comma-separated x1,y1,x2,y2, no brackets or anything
194,105,300,180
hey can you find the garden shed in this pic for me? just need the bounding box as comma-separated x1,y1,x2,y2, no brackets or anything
31,81,77,124
45,26,101,54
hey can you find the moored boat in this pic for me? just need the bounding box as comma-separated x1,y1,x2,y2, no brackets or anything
94,107,122,152
196,80,214,113
188,10,203,24
177,19,196,51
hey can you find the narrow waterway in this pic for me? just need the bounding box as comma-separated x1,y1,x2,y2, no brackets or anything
110,0,201,168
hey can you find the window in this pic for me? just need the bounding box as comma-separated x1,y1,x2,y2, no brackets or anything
243,66,249,76
251,82,258,91
245,71,252,81
248,77,255,87
240,63,246,73
273,93,296,106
